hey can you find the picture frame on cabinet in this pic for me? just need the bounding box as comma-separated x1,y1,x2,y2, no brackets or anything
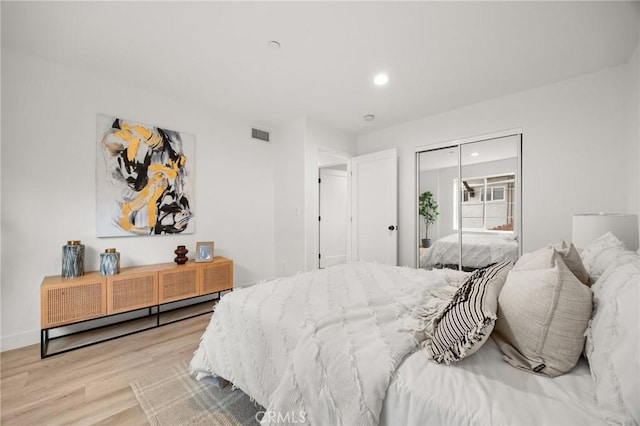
195,241,214,262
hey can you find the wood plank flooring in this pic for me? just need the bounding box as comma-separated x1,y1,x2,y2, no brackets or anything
0,314,211,425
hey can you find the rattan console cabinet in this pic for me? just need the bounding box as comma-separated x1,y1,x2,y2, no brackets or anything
40,256,233,358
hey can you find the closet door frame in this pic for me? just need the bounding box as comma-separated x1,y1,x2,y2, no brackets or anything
415,129,523,269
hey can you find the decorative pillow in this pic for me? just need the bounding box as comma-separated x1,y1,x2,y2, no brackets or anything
579,232,626,282
585,252,639,425
417,261,513,364
555,241,590,286
492,248,593,377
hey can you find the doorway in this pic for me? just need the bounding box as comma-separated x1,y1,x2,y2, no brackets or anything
315,148,399,269
319,165,348,268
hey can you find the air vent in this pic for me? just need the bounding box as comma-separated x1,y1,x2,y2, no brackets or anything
251,127,270,142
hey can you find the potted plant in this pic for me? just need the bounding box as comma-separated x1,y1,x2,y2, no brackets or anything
419,191,440,248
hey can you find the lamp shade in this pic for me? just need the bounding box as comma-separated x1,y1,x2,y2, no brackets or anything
572,213,639,251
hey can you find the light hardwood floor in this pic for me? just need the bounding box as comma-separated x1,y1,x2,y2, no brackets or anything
0,314,211,425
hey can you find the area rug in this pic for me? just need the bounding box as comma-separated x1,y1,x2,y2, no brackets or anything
131,361,263,425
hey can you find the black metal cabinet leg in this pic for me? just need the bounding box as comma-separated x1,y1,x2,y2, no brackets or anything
41,329,49,359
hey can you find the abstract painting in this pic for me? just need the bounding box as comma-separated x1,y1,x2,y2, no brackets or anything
96,115,195,237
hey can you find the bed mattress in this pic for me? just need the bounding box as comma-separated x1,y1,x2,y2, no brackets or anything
382,338,605,425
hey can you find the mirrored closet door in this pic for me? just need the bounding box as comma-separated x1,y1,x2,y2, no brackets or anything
417,134,522,271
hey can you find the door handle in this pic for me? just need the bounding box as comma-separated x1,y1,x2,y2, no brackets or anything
388,225,396,231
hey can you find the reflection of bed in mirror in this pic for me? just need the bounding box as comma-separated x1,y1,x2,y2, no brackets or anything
420,232,518,270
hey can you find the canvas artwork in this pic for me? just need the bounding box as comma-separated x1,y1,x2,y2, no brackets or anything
96,115,195,237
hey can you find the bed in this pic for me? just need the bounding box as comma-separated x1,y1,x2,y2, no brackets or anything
190,232,639,426
420,232,518,270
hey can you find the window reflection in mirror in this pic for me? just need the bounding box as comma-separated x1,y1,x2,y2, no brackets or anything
454,174,515,231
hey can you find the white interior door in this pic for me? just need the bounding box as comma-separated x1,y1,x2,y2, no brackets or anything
350,149,398,265
319,168,348,268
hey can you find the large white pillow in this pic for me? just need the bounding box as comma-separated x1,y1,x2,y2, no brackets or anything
492,247,593,377
579,232,626,282
585,252,639,425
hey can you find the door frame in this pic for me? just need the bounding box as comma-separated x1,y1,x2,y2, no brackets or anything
309,146,353,270
318,167,348,268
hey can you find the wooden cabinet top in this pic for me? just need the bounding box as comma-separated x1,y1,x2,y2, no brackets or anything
42,256,232,286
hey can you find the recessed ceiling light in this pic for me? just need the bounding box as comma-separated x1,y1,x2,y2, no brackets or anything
363,114,375,121
267,40,281,50
471,152,480,157
374,73,389,86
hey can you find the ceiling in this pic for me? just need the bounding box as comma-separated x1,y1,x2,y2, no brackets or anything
2,1,639,136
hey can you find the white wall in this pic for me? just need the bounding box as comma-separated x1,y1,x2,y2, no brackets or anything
273,117,307,277
273,117,356,275
1,49,276,350
627,45,640,225
0,32,3,349
358,60,639,267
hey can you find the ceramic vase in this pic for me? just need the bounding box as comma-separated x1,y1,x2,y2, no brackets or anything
99,248,120,275
62,240,85,279
174,245,189,265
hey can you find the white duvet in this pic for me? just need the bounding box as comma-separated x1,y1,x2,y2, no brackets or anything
190,262,454,424
190,262,605,426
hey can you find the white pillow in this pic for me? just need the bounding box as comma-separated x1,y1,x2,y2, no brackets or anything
579,232,626,282
492,248,593,377
585,252,639,425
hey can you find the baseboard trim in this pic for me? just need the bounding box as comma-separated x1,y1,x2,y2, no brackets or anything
234,279,272,288
1,329,40,352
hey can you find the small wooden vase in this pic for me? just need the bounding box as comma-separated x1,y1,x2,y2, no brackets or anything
174,245,189,265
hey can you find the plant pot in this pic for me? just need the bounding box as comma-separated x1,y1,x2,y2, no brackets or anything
422,238,432,248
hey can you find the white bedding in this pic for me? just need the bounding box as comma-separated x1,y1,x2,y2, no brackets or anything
190,262,605,425
382,339,605,426
190,263,460,422
420,232,518,270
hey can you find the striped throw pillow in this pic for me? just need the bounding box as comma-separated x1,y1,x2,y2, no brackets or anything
425,261,513,364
